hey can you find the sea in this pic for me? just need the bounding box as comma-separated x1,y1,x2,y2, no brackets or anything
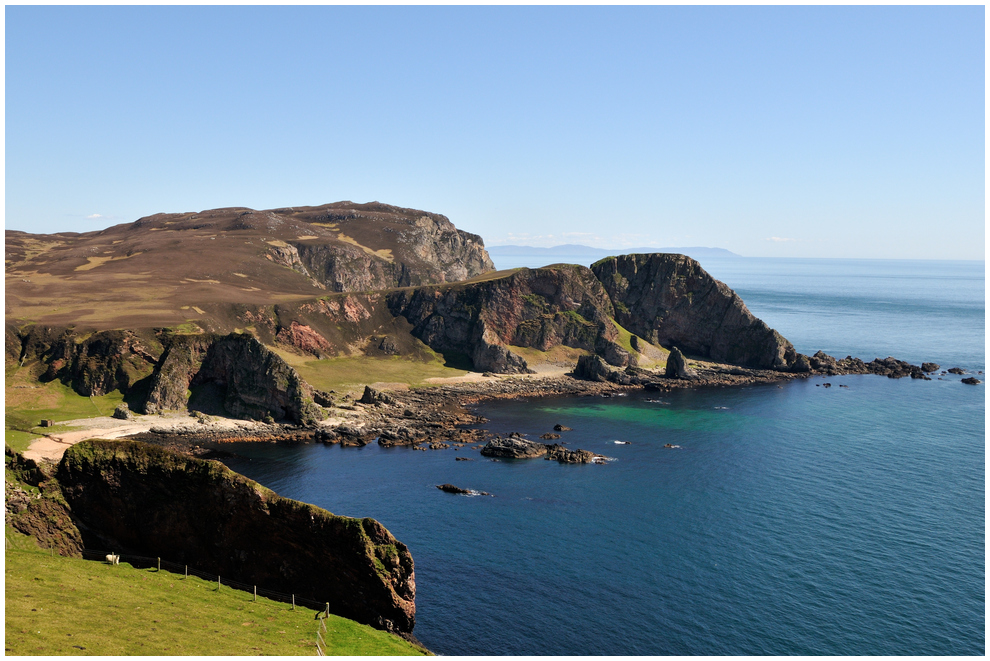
221,255,985,655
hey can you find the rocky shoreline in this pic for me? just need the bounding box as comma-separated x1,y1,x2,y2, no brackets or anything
125,350,965,461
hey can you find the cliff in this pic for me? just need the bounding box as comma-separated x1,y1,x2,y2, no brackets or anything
143,333,323,424
591,253,802,370
54,440,416,633
385,265,629,373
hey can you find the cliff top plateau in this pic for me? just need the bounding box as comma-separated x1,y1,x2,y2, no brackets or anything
6,201,493,330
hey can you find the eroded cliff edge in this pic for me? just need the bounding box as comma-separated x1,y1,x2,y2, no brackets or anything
592,253,800,370
20,440,417,633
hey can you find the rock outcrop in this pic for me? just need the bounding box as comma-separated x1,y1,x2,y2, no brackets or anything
386,265,628,373
480,434,605,463
664,346,698,380
57,440,416,633
480,435,547,459
11,326,161,397
143,333,323,424
591,254,801,370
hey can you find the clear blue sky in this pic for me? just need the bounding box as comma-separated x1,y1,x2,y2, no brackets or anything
5,6,985,259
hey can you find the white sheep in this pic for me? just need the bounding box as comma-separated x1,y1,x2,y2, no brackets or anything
105,554,119,565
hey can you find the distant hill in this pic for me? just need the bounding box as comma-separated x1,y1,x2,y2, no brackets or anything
486,244,740,270
487,244,740,258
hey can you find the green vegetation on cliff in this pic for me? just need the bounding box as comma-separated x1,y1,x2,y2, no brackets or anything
4,528,427,656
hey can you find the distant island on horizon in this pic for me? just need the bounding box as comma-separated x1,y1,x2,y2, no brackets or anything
486,244,741,260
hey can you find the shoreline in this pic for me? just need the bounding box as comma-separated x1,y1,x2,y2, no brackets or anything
21,351,963,463
29,366,803,461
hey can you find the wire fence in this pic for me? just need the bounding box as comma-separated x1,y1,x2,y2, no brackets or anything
80,549,329,611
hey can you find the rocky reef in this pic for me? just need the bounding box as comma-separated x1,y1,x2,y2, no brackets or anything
52,440,416,633
592,253,802,370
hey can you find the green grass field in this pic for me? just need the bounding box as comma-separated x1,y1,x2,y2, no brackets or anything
272,351,470,396
4,527,427,656
6,362,125,434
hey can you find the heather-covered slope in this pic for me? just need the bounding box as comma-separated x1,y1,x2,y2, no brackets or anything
5,201,493,330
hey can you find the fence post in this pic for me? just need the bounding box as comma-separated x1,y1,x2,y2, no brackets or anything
253,586,257,602
325,603,329,618
157,557,160,572
292,594,295,610
218,575,221,591
185,565,188,578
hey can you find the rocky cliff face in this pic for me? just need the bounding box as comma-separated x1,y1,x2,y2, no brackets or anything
9,325,161,396
386,265,628,373
144,333,323,424
592,254,801,370
55,440,415,632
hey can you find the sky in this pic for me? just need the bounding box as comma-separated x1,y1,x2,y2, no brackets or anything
5,6,985,259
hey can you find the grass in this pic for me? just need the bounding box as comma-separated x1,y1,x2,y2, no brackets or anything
4,527,427,656
611,320,666,369
273,350,470,396
5,429,42,454
507,344,591,369
5,365,126,434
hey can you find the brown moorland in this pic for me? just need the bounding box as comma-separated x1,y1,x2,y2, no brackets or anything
5,201,493,330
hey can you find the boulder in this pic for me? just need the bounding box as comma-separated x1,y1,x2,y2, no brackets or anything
480,436,547,459
664,347,698,380
573,354,614,382
111,403,132,420
961,377,982,385
553,424,572,432
948,367,966,375
359,386,396,407
921,362,940,373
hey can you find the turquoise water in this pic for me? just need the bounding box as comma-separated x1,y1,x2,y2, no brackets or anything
221,258,984,655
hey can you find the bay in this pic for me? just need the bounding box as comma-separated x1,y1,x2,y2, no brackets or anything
221,257,985,655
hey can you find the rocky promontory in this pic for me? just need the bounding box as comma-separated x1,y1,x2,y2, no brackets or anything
591,253,802,370
50,440,416,633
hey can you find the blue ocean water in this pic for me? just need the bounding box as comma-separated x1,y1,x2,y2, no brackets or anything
221,258,984,655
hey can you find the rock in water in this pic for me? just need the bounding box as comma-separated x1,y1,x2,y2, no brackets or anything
664,347,698,380
480,436,548,459
948,367,967,375
436,484,471,494
921,362,940,373
553,424,573,432
961,377,982,385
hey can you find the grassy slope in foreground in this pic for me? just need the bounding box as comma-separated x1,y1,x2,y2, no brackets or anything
4,528,427,656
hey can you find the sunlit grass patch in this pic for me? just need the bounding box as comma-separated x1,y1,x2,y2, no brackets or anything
4,534,427,655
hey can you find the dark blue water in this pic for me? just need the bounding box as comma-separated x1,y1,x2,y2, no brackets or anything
222,258,984,655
